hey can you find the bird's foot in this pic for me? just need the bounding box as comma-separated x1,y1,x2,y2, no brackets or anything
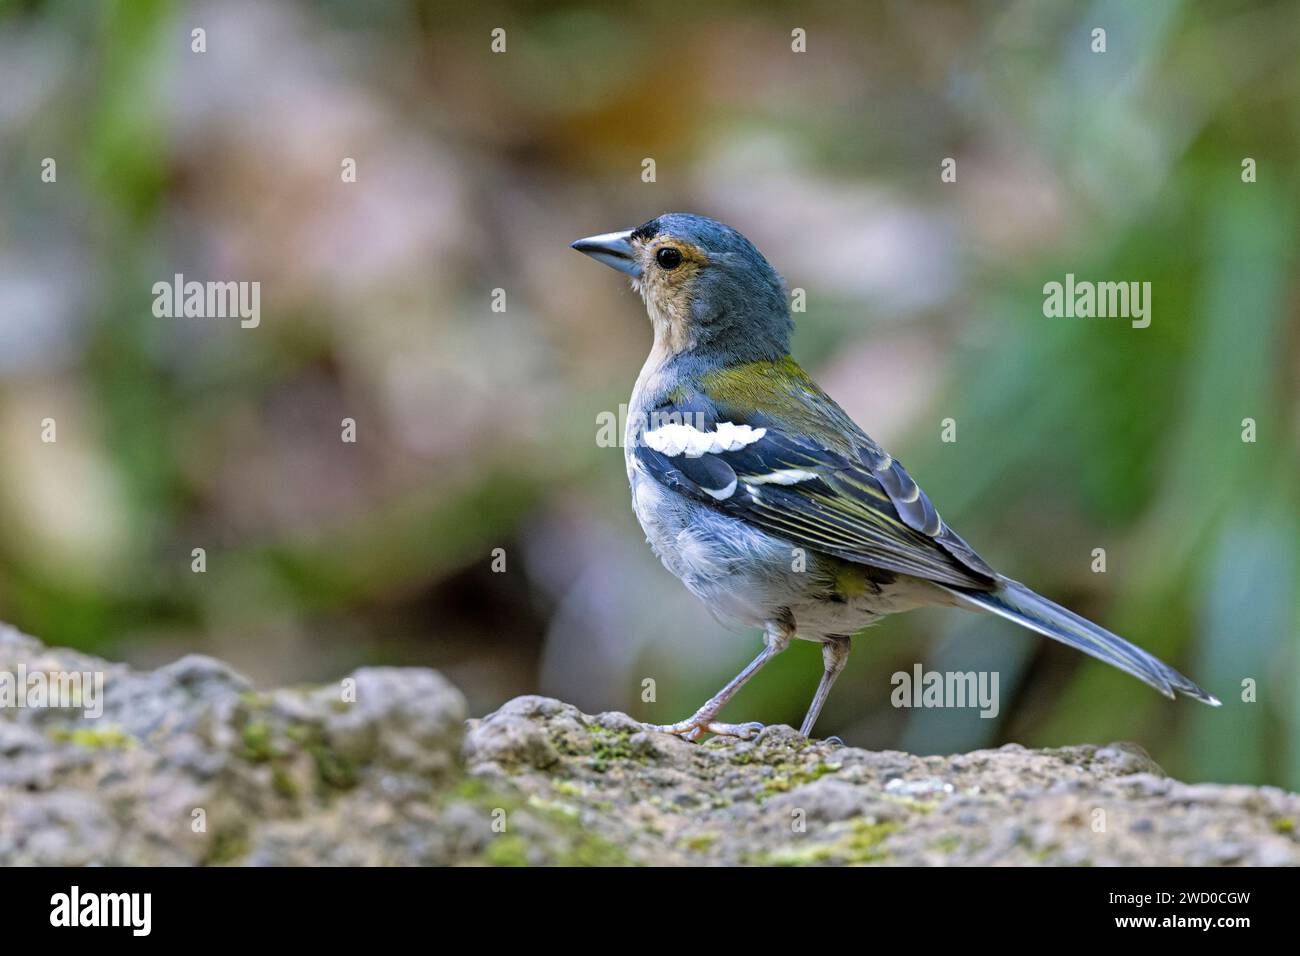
644,717,765,742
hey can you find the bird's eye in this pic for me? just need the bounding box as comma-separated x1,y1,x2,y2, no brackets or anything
655,247,683,270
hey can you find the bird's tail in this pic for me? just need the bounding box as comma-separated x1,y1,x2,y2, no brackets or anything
940,579,1220,706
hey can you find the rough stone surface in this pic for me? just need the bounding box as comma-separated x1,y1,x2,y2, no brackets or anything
2,625,1298,865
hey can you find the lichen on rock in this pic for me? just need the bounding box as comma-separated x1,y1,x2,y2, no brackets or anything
2,624,1298,866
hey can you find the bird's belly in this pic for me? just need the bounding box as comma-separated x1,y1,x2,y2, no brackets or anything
785,574,941,639
628,470,787,626
628,469,942,635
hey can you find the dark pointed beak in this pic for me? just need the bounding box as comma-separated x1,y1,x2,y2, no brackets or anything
570,229,641,277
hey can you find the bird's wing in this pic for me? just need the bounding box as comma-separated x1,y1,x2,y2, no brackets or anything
633,379,998,591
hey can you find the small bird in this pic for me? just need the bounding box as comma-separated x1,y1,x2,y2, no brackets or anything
571,213,1219,741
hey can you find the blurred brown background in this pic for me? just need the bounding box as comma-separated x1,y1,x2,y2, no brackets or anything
1,0,1297,786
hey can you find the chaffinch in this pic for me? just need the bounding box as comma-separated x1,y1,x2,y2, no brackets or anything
572,213,1218,741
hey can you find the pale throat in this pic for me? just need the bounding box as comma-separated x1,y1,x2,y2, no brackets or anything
627,314,690,449
637,283,695,360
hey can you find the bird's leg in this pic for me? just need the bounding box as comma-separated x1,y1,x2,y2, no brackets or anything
648,621,792,741
798,636,850,737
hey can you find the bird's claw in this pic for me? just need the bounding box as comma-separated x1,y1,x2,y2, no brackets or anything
645,718,765,742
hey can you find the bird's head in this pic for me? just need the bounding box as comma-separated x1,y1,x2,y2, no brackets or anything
571,213,792,361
